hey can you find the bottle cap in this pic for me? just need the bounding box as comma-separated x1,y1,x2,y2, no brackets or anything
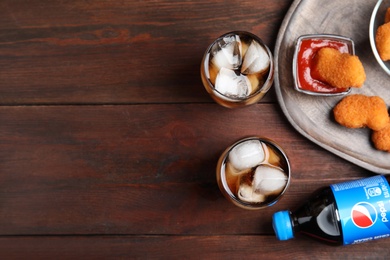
272,210,294,240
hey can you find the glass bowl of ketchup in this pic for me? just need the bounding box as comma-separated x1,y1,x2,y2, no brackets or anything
292,34,354,96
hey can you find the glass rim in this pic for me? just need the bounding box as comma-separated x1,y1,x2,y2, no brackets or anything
217,136,291,210
202,31,274,102
292,34,354,97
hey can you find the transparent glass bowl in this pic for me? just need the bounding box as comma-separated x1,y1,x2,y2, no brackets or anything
369,0,390,76
292,34,354,96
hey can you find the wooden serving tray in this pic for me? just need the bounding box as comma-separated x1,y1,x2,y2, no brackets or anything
274,0,390,174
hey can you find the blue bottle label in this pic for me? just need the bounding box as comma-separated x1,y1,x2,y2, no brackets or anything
331,175,390,245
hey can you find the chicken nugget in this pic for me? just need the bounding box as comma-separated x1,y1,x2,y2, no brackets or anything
370,96,390,131
312,47,366,88
372,120,390,152
333,94,389,131
385,7,390,23
376,22,390,61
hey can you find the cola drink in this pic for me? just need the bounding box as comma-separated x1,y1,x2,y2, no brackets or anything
201,31,274,108
216,137,290,209
273,175,390,245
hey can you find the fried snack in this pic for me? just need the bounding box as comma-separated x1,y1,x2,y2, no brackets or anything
385,7,390,23
333,94,389,131
376,22,390,61
372,120,390,152
312,47,366,88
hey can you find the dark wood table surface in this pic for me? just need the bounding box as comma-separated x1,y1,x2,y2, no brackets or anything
1,0,389,258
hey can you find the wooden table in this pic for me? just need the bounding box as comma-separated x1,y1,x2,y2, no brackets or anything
0,0,389,258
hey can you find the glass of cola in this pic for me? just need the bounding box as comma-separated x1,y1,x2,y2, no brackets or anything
201,31,274,108
217,137,291,209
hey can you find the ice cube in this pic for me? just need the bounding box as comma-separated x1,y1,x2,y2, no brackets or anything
208,56,219,85
228,140,265,172
241,40,270,75
253,165,287,196
215,68,252,99
225,161,251,177
237,183,266,203
211,34,242,70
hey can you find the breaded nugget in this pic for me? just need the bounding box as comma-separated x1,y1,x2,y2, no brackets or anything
333,94,389,131
376,22,390,61
369,96,390,131
312,47,366,88
386,7,390,23
372,120,390,152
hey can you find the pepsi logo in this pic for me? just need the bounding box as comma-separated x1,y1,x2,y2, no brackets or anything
351,202,377,228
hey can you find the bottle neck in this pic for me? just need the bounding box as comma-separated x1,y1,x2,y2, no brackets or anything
272,210,294,240
290,187,343,245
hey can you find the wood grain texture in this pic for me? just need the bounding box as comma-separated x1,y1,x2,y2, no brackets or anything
275,0,390,173
1,0,389,258
0,235,389,259
0,104,370,236
0,0,291,105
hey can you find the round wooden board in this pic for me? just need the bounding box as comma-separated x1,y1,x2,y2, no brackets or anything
274,0,390,174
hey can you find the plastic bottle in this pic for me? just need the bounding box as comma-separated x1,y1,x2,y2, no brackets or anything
272,175,390,245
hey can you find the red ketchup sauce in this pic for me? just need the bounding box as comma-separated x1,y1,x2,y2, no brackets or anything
296,38,350,93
